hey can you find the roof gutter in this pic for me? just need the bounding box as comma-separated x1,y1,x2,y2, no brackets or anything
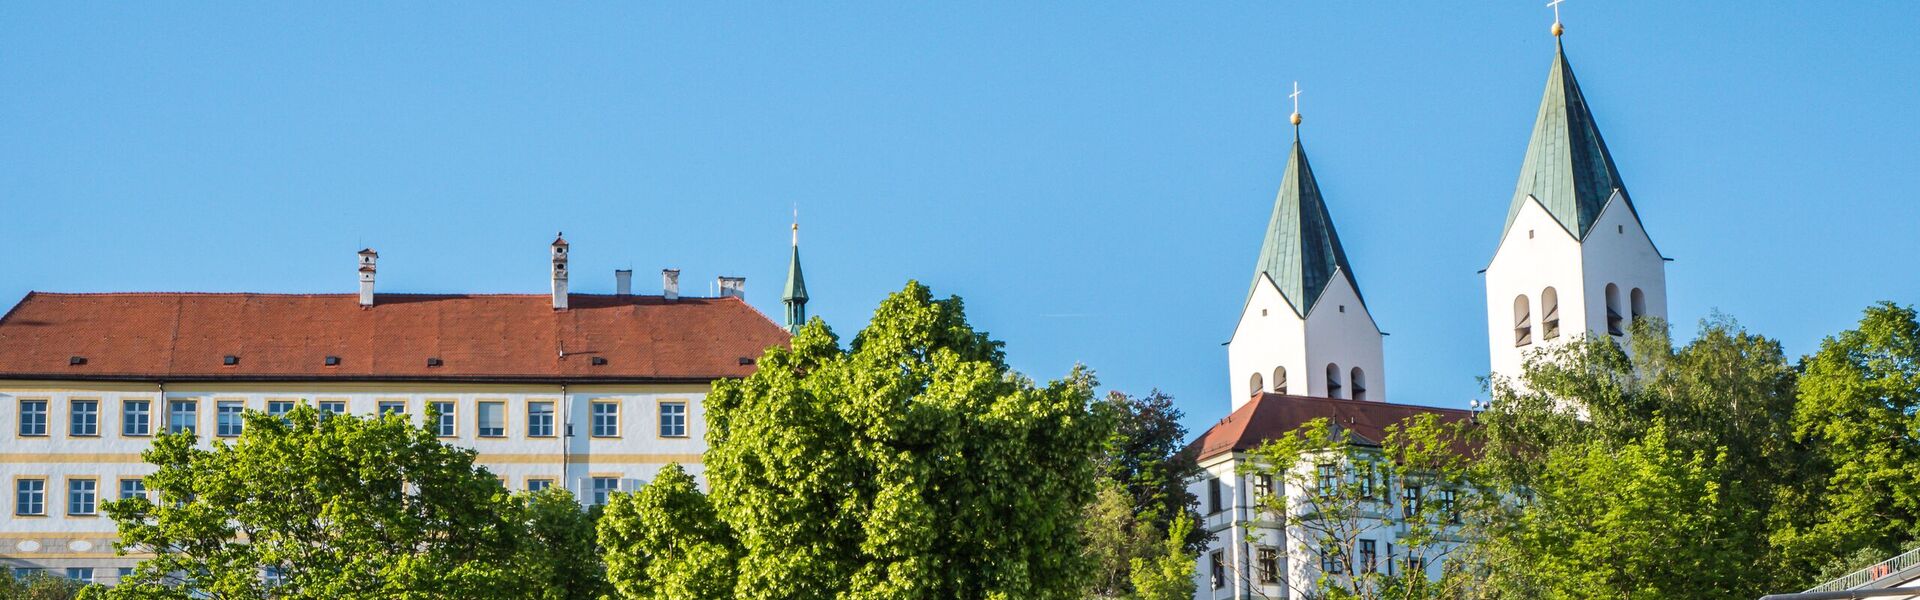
1759,588,1920,600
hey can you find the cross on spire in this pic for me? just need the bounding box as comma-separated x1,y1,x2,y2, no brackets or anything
1289,81,1303,126
1547,0,1566,36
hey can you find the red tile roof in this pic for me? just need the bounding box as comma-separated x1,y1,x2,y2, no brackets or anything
1186,393,1477,462
0,292,789,383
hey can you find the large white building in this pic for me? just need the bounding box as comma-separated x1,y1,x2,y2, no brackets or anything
0,234,807,584
1188,22,1667,600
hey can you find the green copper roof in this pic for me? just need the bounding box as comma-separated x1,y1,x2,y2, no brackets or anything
1250,135,1363,316
1504,39,1635,241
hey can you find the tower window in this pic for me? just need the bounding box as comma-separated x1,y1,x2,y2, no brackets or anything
1631,288,1647,323
1605,283,1624,336
1350,367,1368,402
1248,372,1265,397
1513,295,1533,347
1541,287,1561,340
1326,363,1343,399
1273,367,1288,395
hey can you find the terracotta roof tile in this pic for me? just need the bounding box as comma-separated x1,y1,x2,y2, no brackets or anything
0,292,789,382
1185,393,1476,461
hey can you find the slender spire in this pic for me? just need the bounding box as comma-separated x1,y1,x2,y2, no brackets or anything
782,209,808,334
1502,33,1635,241
1249,94,1362,316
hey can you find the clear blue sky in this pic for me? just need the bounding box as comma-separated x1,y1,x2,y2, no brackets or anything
4,3,1917,437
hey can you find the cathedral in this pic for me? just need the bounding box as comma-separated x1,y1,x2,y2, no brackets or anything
1185,20,1668,599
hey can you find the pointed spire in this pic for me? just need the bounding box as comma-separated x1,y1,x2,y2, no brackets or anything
1249,122,1363,316
782,211,808,334
1504,37,1635,241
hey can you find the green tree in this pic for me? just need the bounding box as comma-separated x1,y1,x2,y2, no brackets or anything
0,570,92,600
1082,391,1204,598
101,406,526,599
1474,317,1807,596
1779,302,1920,575
1080,479,1157,598
517,487,611,600
598,464,737,600
1239,413,1481,600
696,281,1114,600
1127,513,1198,600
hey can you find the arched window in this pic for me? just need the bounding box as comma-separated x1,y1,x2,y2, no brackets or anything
1273,367,1289,395
1513,295,1533,347
1605,283,1624,337
1248,372,1264,397
1541,287,1561,340
1350,367,1368,402
1325,363,1343,399
1630,288,1647,323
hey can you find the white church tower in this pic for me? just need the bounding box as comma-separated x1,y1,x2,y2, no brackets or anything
1228,102,1385,409
1484,24,1668,386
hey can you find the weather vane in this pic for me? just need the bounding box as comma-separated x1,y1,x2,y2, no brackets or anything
1547,0,1566,37
1289,81,1303,126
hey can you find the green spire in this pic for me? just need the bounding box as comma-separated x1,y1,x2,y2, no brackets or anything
1504,39,1635,241
782,221,807,334
1249,130,1362,316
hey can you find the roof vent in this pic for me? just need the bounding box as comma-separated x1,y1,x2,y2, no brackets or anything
590,356,608,366
737,357,755,366
69,356,86,366
426,358,443,368
223,355,240,366
324,356,341,367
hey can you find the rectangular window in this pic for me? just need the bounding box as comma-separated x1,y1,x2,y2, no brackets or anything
527,402,555,437
1440,488,1459,523
318,400,347,416
1209,550,1226,590
117,567,133,580
167,400,197,435
1358,463,1376,499
1256,546,1279,584
18,400,48,436
658,402,687,438
1317,463,1339,497
70,400,99,437
1403,485,1423,519
65,568,92,583
119,478,146,500
13,568,34,580
591,401,620,438
591,477,619,505
67,479,96,516
267,400,296,423
378,400,406,416
431,401,456,437
16,479,46,515
1207,478,1223,514
527,478,553,493
216,401,244,437
477,402,505,437
1254,473,1275,499
1359,539,1378,573
123,400,151,436
1321,543,1344,574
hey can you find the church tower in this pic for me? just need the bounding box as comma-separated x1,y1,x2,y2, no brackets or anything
782,217,809,334
1227,101,1385,410
1484,23,1668,386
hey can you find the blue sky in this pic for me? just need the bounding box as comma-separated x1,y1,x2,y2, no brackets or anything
3,3,1916,437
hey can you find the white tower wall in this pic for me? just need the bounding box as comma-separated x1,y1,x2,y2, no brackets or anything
1229,272,1385,409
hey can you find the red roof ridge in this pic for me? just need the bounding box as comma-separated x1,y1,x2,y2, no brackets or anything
1185,393,1477,462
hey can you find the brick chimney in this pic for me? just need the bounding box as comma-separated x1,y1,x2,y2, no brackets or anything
357,248,378,308
615,269,633,296
717,276,746,300
551,233,569,311
662,269,680,301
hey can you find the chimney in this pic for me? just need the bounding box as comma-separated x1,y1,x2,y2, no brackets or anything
662,269,680,301
357,248,378,308
614,269,633,296
551,233,570,311
717,276,746,299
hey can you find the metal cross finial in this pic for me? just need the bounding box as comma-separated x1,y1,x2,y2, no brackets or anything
791,205,799,244
1547,0,1564,24
1289,81,1303,126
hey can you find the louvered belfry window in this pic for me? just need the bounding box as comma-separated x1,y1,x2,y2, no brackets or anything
1514,295,1533,347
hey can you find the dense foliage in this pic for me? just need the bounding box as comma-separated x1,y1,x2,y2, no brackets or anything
97,406,605,600
603,282,1115,599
